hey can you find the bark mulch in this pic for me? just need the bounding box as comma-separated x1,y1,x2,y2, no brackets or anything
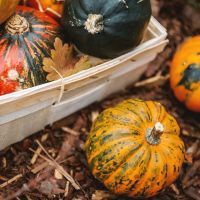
0,0,199,199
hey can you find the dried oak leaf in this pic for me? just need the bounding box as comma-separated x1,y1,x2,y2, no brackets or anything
43,38,92,81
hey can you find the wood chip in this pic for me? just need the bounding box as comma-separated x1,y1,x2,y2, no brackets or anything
48,149,57,158
31,162,49,174
25,195,33,200
187,140,199,154
182,129,190,136
185,140,199,163
10,147,17,156
170,184,180,195
2,157,7,168
30,147,42,165
91,111,99,122
54,169,63,180
41,133,49,142
62,127,80,136
92,190,115,200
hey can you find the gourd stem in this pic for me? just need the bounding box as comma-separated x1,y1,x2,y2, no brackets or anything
5,14,30,35
146,122,164,145
84,14,104,34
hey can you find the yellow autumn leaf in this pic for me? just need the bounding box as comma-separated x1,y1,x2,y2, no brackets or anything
43,37,92,81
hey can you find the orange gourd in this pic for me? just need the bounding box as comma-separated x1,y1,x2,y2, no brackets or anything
21,0,64,19
85,99,185,198
0,0,20,24
170,36,200,112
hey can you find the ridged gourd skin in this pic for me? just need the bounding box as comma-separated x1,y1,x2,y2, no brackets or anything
85,99,185,198
0,0,20,24
62,0,151,59
170,36,200,112
0,6,60,95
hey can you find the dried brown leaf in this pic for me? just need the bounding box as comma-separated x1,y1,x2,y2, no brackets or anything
43,38,92,81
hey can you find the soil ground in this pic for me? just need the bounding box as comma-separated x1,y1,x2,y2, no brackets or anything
0,0,199,199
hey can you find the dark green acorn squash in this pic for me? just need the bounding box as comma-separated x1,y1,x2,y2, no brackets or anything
62,0,151,59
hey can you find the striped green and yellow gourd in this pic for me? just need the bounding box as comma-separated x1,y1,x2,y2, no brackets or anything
85,99,185,198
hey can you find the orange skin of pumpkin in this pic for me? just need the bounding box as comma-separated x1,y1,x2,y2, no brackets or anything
0,0,20,24
23,0,63,19
170,36,200,112
85,99,185,198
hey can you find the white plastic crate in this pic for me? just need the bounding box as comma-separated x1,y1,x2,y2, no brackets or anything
0,17,168,150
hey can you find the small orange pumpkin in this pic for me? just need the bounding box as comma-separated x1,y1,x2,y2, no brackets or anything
21,0,64,19
0,0,20,24
170,36,200,112
85,99,185,198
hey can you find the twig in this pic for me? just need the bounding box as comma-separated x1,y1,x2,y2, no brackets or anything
29,148,54,166
64,181,70,197
62,127,80,136
3,135,84,199
31,134,48,165
170,184,180,195
35,141,80,190
31,162,49,174
0,157,68,191
4,170,52,200
134,74,169,87
32,158,68,174
0,174,23,188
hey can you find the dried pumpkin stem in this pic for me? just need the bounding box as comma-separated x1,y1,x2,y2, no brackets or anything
84,14,104,34
146,122,164,145
5,14,30,35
